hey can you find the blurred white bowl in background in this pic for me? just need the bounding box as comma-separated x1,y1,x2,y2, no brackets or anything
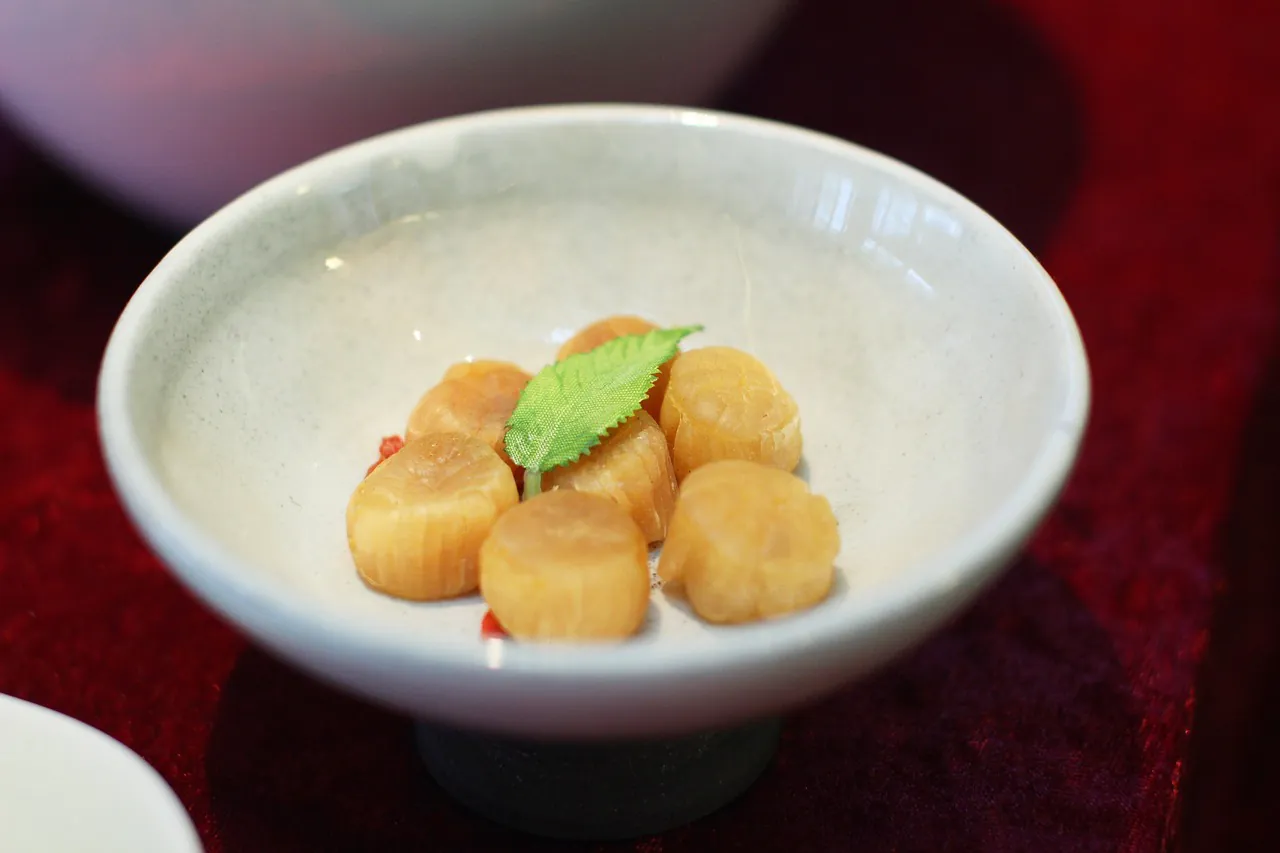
0,694,202,852
0,0,791,225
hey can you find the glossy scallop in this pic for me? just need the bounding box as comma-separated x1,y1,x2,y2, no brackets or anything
347,432,519,600
480,490,650,641
441,359,530,387
405,360,531,475
658,460,838,624
543,411,678,544
659,346,802,480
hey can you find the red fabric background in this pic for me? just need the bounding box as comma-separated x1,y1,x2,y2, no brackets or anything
2,0,1277,849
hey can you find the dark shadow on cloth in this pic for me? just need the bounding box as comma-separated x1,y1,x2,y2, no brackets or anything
1178,239,1280,852
206,558,1141,851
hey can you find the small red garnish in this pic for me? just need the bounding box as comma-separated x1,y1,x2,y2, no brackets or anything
481,609,508,639
365,435,406,476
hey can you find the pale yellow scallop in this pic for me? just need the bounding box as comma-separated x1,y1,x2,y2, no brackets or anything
405,360,531,477
347,432,518,601
543,411,678,545
659,346,802,481
658,460,838,624
480,490,650,641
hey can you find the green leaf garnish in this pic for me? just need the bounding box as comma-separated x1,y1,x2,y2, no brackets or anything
506,325,702,497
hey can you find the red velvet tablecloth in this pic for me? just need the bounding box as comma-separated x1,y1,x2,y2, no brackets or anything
2,0,1278,850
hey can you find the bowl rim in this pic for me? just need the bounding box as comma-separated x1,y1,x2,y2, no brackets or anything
97,102,1091,685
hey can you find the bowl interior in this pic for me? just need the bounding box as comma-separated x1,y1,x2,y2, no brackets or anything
104,107,1086,720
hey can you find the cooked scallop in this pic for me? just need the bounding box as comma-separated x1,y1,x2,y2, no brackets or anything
480,490,650,641
543,411,677,544
659,346,802,480
347,432,518,601
658,460,838,624
405,360,531,475
441,359,530,387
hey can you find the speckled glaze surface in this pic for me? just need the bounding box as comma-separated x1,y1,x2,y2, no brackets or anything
97,105,1090,740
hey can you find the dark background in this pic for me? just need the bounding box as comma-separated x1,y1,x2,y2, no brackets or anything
1,0,1277,849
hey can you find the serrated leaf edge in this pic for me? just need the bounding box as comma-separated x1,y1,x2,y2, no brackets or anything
503,325,701,477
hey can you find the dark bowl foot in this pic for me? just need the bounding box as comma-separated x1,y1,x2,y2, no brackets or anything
415,717,782,840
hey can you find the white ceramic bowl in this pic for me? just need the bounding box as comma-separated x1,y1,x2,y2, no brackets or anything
98,104,1089,740
0,0,790,226
0,694,203,852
